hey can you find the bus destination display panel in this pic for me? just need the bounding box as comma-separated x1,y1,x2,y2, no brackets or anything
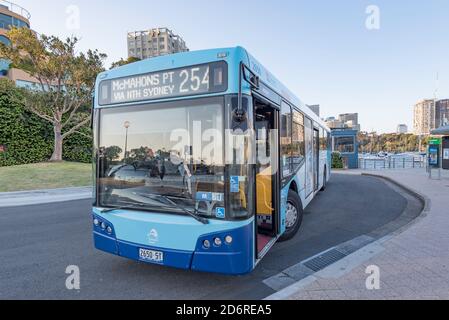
99,61,228,105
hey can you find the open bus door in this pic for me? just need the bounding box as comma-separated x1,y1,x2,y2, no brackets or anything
254,99,281,260
239,63,281,262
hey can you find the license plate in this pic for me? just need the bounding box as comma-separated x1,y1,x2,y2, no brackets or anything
139,249,164,263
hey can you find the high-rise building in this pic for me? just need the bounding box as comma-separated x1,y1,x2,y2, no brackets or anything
436,99,449,127
413,99,449,134
0,1,38,87
414,99,437,135
327,113,361,131
127,28,189,60
339,113,359,126
325,114,361,131
397,124,408,134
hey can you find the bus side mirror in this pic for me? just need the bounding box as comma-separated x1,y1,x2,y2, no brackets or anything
234,63,258,131
232,96,249,132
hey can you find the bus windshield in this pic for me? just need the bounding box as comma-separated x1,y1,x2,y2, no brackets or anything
96,97,226,218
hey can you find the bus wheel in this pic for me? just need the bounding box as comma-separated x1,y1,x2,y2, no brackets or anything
279,190,303,242
320,169,327,191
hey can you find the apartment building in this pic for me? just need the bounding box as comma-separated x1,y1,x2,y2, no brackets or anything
325,113,361,131
127,27,189,60
0,0,38,87
412,99,449,135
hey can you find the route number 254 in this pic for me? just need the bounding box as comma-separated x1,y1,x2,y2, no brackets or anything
179,67,210,93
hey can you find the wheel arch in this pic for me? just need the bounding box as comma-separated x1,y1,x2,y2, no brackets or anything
287,178,304,210
289,180,298,194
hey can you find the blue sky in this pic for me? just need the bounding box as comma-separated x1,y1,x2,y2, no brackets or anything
16,0,449,133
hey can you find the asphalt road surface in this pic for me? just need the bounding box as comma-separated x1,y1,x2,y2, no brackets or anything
0,174,412,300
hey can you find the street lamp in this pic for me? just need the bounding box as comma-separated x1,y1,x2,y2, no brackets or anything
124,121,131,160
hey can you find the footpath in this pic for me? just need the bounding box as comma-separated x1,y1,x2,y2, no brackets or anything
0,187,92,207
267,169,449,300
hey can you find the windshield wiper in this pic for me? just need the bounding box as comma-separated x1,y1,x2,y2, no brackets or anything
98,202,146,213
99,195,210,225
161,196,210,225
137,193,209,225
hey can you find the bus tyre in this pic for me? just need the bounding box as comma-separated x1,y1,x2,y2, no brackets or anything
279,190,303,242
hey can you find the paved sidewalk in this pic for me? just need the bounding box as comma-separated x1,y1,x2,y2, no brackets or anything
267,169,449,300
0,187,92,208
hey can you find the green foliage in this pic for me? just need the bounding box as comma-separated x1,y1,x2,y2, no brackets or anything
358,132,425,153
0,78,92,166
332,152,344,169
103,146,122,162
0,27,106,161
0,79,52,166
110,56,141,69
63,126,92,163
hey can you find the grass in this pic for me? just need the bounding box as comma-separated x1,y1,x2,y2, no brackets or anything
0,162,92,192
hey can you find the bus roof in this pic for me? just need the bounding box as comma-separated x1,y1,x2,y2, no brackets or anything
96,46,329,130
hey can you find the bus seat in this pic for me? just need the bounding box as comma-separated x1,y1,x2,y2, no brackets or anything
256,166,273,216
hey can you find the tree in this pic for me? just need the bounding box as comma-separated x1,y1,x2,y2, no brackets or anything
110,56,141,69
104,146,123,162
0,27,106,161
129,146,151,162
358,131,421,154
332,152,344,169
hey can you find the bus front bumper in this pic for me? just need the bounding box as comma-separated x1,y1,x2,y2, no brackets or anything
93,217,254,275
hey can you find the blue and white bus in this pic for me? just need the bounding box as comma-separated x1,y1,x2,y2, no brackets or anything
92,47,331,275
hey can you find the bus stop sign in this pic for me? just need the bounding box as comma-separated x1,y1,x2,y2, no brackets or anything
429,138,442,145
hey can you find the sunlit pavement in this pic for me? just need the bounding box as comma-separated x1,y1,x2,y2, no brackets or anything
0,173,419,299
0,187,92,208
268,169,449,300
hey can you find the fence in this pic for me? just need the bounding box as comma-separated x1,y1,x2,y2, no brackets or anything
0,1,31,20
359,156,426,170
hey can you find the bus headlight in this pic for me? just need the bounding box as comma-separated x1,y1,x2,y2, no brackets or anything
106,226,113,234
203,240,211,249
225,236,233,245
101,222,107,230
214,238,222,247
93,218,100,227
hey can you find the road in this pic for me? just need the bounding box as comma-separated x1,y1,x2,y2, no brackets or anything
0,174,413,300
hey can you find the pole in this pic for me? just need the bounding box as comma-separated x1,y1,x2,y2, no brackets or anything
124,128,129,160
123,121,131,161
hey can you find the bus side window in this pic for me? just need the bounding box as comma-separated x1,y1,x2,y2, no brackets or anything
292,111,305,170
320,128,326,151
280,102,293,179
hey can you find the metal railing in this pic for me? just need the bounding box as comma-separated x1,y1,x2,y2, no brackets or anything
0,0,31,20
359,156,426,170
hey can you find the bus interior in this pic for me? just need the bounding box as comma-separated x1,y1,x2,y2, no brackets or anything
254,99,279,257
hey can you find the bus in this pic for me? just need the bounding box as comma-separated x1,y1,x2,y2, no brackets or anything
92,47,331,275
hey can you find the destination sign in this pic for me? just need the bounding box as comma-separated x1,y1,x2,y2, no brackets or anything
99,61,228,105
